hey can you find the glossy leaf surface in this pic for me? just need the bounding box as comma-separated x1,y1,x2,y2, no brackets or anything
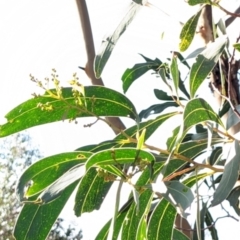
0,86,137,137
94,3,141,78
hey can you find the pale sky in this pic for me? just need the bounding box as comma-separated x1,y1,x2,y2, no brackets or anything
0,0,240,239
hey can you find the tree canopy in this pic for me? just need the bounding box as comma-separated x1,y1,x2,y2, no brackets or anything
1,0,240,239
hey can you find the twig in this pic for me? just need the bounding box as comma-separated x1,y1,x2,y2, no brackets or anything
215,2,240,18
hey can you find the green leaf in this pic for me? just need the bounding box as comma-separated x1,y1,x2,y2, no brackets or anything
74,168,112,216
212,140,240,206
179,10,202,52
147,199,176,240
95,198,133,240
16,152,91,200
170,54,179,97
85,148,155,170
233,43,240,52
0,86,137,137
187,0,211,5
189,36,227,98
37,164,85,204
94,3,141,78
121,190,153,240
183,98,224,132
149,181,194,218
226,186,240,216
154,89,186,101
139,102,179,119
122,62,160,93
226,105,240,129
13,181,78,240
173,229,190,240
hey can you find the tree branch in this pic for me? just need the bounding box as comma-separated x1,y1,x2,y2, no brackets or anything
75,0,126,134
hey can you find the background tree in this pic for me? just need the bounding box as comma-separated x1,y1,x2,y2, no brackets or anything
1,0,240,239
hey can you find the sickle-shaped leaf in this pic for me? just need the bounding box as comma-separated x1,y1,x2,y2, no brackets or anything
179,9,202,52
147,199,177,240
122,62,160,93
149,181,194,218
212,140,240,206
170,54,180,97
189,36,227,98
0,86,137,137
74,168,112,216
94,3,141,78
37,164,85,204
85,148,155,170
13,180,78,240
16,152,91,201
183,98,224,131
139,102,179,119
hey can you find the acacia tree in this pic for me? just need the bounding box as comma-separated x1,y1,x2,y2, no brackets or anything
1,0,240,239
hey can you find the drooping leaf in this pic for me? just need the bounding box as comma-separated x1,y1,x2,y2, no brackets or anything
121,190,153,240
147,199,177,240
36,164,85,204
170,54,179,97
139,102,179,119
74,168,112,216
226,105,240,129
16,152,91,200
94,3,141,78
122,62,160,93
13,181,78,240
95,198,133,240
205,208,219,239
209,147,222,165
212,140,240,206
226,186,240,216
0,86,137,137
85,148,155,170
183,98,224,132
179,9,202,52
154,89,186,101
149,181,194,218
189,36,227,98
187,0,211,5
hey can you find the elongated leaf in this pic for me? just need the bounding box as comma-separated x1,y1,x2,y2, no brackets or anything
150,181,194,217
0,86,137,137
212,140,240,206
14,181,78,240
226,105,240,129
179,10,202,52
85,148,155,170
74,168,112,216
189,36,227,98
147,199,176,240
95,198,133,240
37,164,85,204
173,229,190,240
154,89,186,101
188,0,211,5
94,3,141,78
183,98,224,132
170,54,179,97
122,62,160,93
121,190,153,240
139,102,179,119
226,186,240,216
16,152,91,200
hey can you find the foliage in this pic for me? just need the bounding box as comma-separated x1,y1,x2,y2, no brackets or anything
0,133,41,239
1,1,240,240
